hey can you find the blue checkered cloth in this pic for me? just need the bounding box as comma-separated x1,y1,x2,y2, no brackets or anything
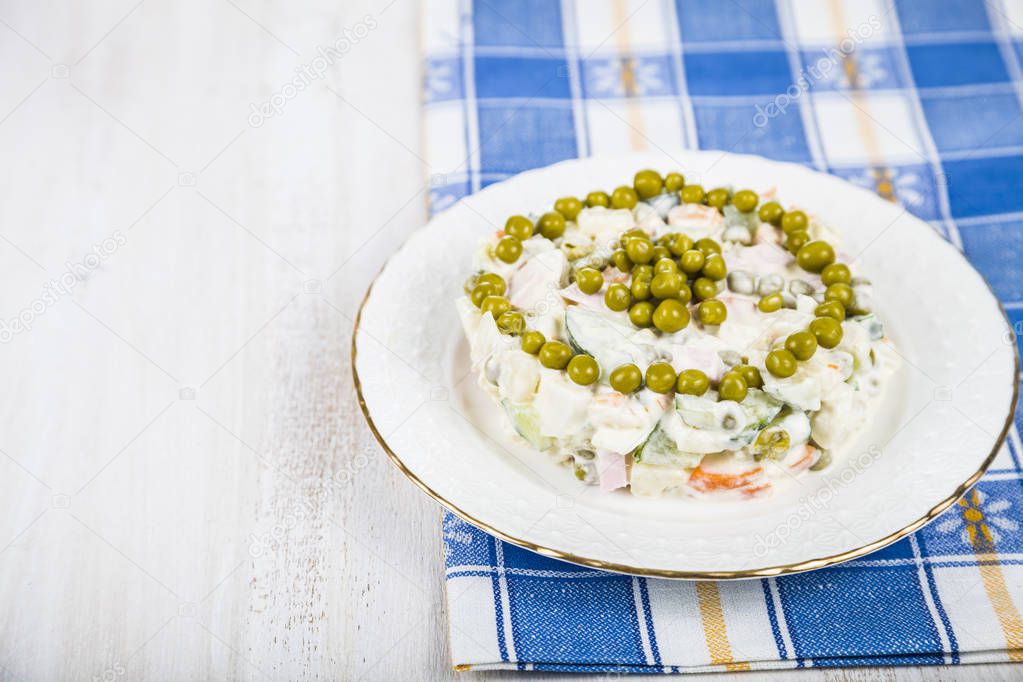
423,0,1023,672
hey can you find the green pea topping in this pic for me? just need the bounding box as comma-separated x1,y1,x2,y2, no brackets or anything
681,184,705,204
809,316,844,349
696,238,722,255
651,245,671,262
698,299,727,325
815,300,846,321
586,190,611,208
633,169,664,199
718,371,748,402
497,311,525,335
629,301,655,327
735,364,763,389
654,257,678,276
630,275,652,301
785,331,818,361
701,254,727,281
732,189,759,213
679,249,705,274
786,230,810,255
692,277,718,301
758,201,784,226
624,236,654,264
471,283,496,307
664,172,685,192
676,369,710,396
781,209,808,235
476,272,506,295
604,283,632,312
796,240,835,273
824,282,854,308
650,272,684,299
575,267,604,295
495,236,522,263
567,354,599,385
611,249,632,272
653,299,690,333
480,295,511,318
538,341,573,370
538,211,566,240
554,196,583,221
632,263,654,280
706,188,730,209
668,233,694,256
821,262,851,286
765,348,798,378
521,330,545,354
645,362,678,394
504,215,533,241
758,292,784,313
609,363,643,393
611,185,639,209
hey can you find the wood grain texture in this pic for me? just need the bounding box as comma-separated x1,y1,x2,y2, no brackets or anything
0,1,1017,680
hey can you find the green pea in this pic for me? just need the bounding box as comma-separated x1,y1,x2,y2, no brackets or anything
736,364,763,389
758,201,784,226
567,354,599,385
815,300,846,321
698,299,727,325
796,240,835,273
681,184,705,204
609,363,643,393
476,272,506,295
633,169,664,199
706,187,730,209
632,263,654,280
521,330,545,354
664,172,685,192
781,210,808,235
785,331,818,361
786,230,810,255
677,281,693,305
495,236,522,263
604,283,632,311
654,257,678,276
679,249,705,274
497,311,525,335
611,185,639,209
809,316,844,349
758,292,783,313
538,341,573,369
696,238,722,255
480,295,511,318
554,196,583,221
645,362,677,394
504,215,533,241
825,282,854,308
718,371,748,402
668,233,694,256
651,245,671,262
611,249,632,272
575,267,604,295
630,275,652,301
653,299,690,333
629,301,655,327
765,348,798,378
471,283,496,307
692,277,718,301
732,189,758,213
676,369,709,396
650,272,683,299
586,191,610,208
701,254,727,281
821,262,851,286
538,211,566,240
624,236,654,264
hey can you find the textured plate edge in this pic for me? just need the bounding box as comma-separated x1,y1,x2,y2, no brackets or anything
351,152,1021,580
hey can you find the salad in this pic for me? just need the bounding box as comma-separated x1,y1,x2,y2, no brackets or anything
456,170,899,499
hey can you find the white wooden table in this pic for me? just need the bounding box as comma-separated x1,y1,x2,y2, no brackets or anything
0,1,1016,679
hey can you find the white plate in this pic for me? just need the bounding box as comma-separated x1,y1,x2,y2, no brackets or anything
353,151,1019,579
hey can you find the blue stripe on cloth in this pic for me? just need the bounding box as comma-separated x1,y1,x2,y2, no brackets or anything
761,579,789,661
637,578,662,668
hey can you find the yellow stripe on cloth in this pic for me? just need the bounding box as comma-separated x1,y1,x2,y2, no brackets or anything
613,0,647,151
696,581,750,671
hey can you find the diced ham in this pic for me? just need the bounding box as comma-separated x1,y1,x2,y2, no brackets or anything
596,449,628,492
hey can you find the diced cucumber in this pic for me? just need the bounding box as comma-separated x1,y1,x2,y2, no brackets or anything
501,400,552,450
634,412,701,469
564,306,654,372
853,313,884,341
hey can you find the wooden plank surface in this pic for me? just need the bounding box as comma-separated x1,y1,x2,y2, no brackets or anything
0,1,1017,679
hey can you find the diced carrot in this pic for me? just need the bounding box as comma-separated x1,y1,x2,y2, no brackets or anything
742,483,773,498
689,465,764,493
787,444,817,472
